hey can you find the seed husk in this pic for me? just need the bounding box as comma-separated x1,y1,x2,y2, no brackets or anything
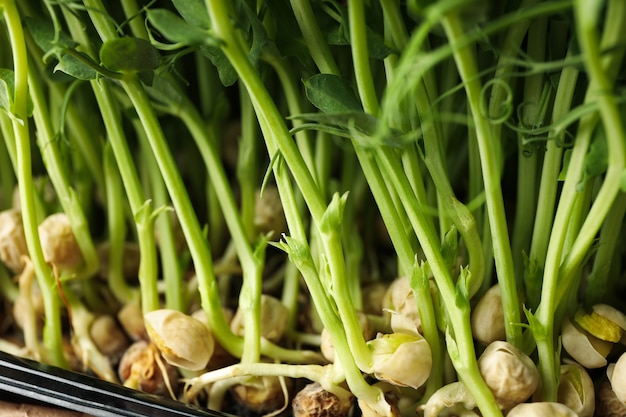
144,309,214,371
420,381,477,417
292,382,353,417
118,340,179,396
608,352,626,404
477,340,540,409
558,361,595,417
90,314,130,365
230,294,289,343
561,316,611,369
231,375,291,414
117,302,147,341
38,213,84,270
367,332,432,389
470,284,506,345
0,209,29,272
383,276,421,335
506,402,578,416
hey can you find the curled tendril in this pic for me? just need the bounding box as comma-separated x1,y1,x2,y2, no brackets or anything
479,78,514,124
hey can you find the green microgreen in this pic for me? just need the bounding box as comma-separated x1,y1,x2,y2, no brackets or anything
1,0,626,416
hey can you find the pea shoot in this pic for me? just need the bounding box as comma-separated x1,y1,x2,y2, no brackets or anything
0,0,625,416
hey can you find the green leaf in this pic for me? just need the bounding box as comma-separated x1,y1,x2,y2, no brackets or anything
24,16,78,55
238,1,268,73
169,0,237,85
445,326,460,363
304,74,361,113
54,53,98,80
100,38,160,73
265,0,311,64
321,1,395,60
197,1,267,87
558,149,572,181
320,192,349,234
199,45,238,86
147,9,211,46
0,69,32,118
523,306,547,341
440,226,458,270
172,0,211,30
290,112,418,148
145,73,184,108
455,267,471,313
0,69,15,112
579,126,608,190
523,252,543,309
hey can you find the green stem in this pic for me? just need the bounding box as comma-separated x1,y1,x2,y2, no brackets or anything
27,69,99,281
374,148,501,417
0,264,18,302
0,0,66,367
512,17,548,286
205,1,392,412
0,114,16,209
561,0,626,298
237,86,259,240
279,236,393,416
119,0,186,313
584,193,626,307
534,112,595,400
120,75,239,351
61,6,160,315
416,79,485,296
534,0,626,399
411,261,443,402
348,0,379,116
527,50,579,306
261,50,317,182
441,11,521,348
557,1,626,312
288,0,340,75
138,126,185,312
173,109,311,361
103,144,138,304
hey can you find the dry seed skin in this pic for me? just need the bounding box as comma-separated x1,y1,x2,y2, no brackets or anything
232,375,290,413
561,317,609,368
421,382,477,417
367,332,432,389
144,309,214,371
383,276,421,335
38,213,84,270
557,362,595,417
506,402,578,416
609,352,626,403
118,340,179,395
90,315,130,364
292,383,353,417
470,284,506,345
477,341,539,409
0,209,29,272
117,302,146,341
230,294,289,343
